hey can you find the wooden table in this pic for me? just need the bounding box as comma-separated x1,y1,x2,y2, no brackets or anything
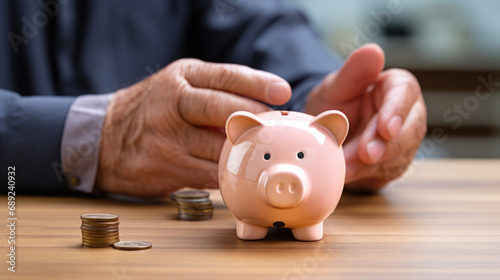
4,159,500,280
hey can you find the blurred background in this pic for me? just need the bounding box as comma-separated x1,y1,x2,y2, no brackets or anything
286,0,500,158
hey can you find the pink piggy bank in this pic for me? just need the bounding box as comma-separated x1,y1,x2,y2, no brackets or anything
218,110,349,241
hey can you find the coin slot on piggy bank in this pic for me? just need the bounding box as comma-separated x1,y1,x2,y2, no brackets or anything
218,110,349,241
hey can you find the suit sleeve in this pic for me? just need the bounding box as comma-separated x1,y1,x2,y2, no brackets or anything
190,0,344,111
0,89,75,194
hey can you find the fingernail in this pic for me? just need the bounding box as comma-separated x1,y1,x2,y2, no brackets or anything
387,115,402,138
366,139,385,162
267,82,290,104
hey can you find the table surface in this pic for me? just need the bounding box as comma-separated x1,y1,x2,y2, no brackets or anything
3,159,500,280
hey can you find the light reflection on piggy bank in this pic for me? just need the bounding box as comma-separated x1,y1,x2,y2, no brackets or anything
218,110,349,241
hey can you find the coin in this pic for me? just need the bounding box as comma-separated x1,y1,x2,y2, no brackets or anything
82,239,120,245
81,224,120,229
113,241,152,250
83,237,119,243
81,213,119,221
81,234,120,239
81,232,119,237
173,190,209,199
178,203,213,209
81,221,120,226
178,208,214,214
178,212,213,221
80,226,119,232
82,242,113,248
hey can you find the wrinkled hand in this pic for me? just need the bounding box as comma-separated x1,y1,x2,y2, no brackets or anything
96,58,291,197
305,44,427,192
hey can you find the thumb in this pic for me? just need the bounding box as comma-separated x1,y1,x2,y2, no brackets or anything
321,43,385,103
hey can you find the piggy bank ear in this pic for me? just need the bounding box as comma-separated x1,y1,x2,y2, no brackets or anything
309,110,349,146
225,111,264,145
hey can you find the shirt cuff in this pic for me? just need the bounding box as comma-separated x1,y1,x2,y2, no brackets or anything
61,93,113,193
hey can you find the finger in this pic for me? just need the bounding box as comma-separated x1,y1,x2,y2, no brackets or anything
358,100,427,165
321,43,385,103
178,86,271,127
343,135,365,183
182,59,291,105
184,125,227,162
373,69,421,141
356,114,383,165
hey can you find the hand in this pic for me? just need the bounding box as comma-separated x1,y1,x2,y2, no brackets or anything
305,44,427,192
96,58,291,197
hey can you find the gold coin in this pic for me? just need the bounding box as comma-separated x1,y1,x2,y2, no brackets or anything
82,233,120,238
81,223,119,227
83,230,118,234
82,234,120,239
82,242,114,248
82,237,119,242
81,226,118,231
80,225,119,230
82,239,118,243
81,213,119,221
113,241,152,250
81,230,119,235
81,221,120,226
81,231,119,236
82,232,119,236
82,237,120,243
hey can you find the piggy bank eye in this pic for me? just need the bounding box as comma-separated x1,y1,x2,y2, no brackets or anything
264,153,271,160
297,151,305,159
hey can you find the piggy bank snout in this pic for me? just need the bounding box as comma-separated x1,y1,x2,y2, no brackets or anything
262,165,308,208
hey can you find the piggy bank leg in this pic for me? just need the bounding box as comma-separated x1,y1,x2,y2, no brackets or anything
292,222,323,241
236,220,268,240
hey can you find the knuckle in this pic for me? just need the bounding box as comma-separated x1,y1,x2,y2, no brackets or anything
202,93,223,125
212,65,240,89
174,58,200,66
177,83,191,107
387,68,422,98
169,58,202,76
386,68,414,80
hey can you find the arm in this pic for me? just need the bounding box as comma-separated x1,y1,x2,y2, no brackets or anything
0,89,112,194
190,0,343,111
0,89,74,194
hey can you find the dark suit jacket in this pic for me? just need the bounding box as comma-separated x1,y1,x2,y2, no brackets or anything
0,0,342,194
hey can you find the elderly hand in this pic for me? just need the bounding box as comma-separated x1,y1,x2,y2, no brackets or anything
305,44,427,191
96,58,291,197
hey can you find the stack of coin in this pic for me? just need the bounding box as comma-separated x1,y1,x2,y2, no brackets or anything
80,214,120,248
170,190,214,221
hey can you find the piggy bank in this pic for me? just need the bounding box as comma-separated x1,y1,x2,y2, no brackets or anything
218,110,349,241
